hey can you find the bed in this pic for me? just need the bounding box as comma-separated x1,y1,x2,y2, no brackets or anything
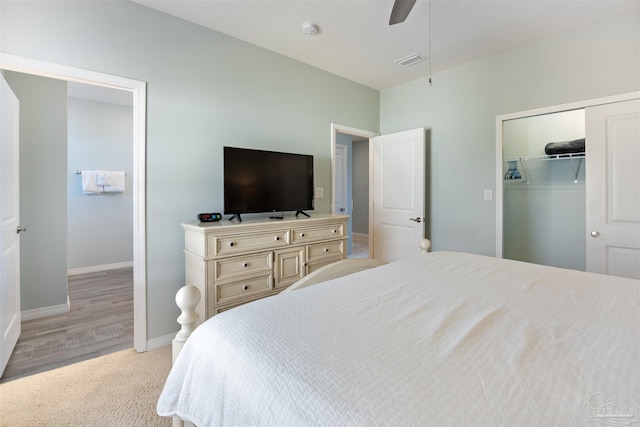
158,241,639,426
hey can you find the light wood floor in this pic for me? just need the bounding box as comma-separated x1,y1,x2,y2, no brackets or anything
0,267,133,383
351,233,369,258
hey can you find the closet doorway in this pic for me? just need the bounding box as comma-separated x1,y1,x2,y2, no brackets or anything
502,109,586,270
496,92,640,279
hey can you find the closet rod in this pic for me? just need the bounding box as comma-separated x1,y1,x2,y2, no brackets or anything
75,170,126,175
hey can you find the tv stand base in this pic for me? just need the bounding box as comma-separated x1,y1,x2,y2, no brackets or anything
228,214,242,222
295,210,311,218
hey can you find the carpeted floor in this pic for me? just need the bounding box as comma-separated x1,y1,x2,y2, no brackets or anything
0,345,172,427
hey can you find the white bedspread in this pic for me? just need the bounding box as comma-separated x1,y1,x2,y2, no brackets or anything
158,252,640,426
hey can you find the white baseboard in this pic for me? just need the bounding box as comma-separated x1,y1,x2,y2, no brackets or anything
352,232,369,238
22,296,70,321
146,332,174,351
68,261,133,276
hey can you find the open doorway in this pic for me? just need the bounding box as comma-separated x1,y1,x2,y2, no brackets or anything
0,54,147,363
0,72,139,381
331,124,378,259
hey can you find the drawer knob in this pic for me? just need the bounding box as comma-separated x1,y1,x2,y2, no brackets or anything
243,285,249,290
243,262,248,268
275,236,280,241
324,248,329,252
332,229,337,233
229,242,235,247
300,233,305,237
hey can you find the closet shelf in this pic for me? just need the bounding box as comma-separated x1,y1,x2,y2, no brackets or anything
504,152,585,162
504,153,585,183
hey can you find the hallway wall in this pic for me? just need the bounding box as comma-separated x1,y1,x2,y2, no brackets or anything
3,71,68,310
67,97,133,271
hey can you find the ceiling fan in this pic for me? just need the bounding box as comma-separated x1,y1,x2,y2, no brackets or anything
389,0,417,25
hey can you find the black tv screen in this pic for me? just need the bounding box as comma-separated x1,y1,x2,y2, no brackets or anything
223,146,314,218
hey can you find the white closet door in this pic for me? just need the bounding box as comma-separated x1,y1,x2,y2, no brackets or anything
586,99,640,279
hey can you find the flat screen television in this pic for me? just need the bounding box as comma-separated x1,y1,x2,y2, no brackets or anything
223,146,314,221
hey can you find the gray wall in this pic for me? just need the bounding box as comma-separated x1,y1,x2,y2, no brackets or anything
352,141,369,234
3,71,69,310
1,1,380,340
336,132,353,254
380,11,639,256
67,97,134,270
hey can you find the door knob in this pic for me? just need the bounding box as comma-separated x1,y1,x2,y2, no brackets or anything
409,217,422,223
17,226,27,234
339,208,345,212
590,230,600,238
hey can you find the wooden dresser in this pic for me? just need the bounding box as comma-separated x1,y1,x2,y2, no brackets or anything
182,214,349,324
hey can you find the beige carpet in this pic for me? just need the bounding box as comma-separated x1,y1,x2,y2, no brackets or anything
0,346,172,427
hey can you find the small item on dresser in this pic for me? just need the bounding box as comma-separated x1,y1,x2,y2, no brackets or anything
544,138,585,156
198,213,222,222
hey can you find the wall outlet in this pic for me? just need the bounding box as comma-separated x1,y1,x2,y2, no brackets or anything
484,189,492,201
315,187,324,199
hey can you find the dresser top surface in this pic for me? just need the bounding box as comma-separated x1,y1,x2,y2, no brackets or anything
182,214,349,232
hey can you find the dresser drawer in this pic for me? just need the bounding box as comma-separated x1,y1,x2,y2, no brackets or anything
214,274,273,305
306,255,344,275
212,229,290,256
291,223,344,244
306,240,345,262
213,294,272,315
215,252,273,281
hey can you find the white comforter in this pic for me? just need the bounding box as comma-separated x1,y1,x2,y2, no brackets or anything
158,252,639,426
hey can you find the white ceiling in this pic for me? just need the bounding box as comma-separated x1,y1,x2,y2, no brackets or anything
132,0,638,90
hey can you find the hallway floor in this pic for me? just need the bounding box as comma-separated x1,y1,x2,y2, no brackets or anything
1,268,133,383
351,233,369,258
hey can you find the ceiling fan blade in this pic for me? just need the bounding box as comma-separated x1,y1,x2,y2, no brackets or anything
389,0,417,25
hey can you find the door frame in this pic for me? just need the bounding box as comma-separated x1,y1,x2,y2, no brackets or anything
0,53,148,352
330,123,379,252
495,91,640,258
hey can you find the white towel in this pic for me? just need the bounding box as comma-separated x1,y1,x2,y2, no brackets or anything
81,170,102,194
95,170,113,186
102,171,125,193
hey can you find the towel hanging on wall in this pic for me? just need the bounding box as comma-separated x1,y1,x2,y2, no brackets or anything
100,171,125,193
81,170,103,194
79,170,126,194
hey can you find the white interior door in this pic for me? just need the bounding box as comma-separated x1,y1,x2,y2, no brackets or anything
586,98,640,279
1,74,21,377
334,144,347,215
372,128,425,262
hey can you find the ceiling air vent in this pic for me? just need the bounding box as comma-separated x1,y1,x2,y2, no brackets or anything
394,53,424,67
